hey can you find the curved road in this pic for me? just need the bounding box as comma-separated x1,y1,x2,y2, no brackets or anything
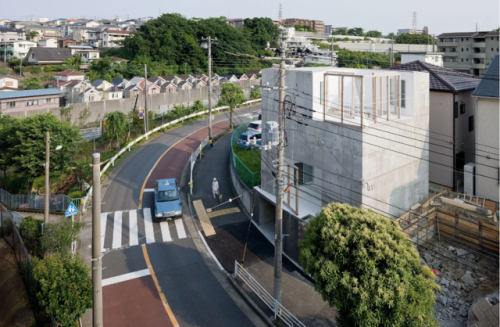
98,106,262,327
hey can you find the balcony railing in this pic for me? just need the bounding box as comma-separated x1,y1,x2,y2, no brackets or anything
473,42,486,48
443,52,458,57
473,53,486,59
472,63,486,69
438,42,458,47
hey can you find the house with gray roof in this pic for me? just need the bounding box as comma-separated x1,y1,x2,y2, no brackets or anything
390,60,481,190
472,55,499,200
25,47,72,65
0,89,61,114
90,79,112,91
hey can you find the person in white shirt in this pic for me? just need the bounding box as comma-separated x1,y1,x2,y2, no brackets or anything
212,177,219,199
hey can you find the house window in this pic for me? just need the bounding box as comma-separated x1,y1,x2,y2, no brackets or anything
152,89,157,94
492,48,494,51
460,103,466,114
26,100,38,106
401,80,406,108
7,101,15,108
169,86,173,92
295,162,314,185
461,59,464,62
468,116,474,132
461,48,464,52
46,98,53,104
31,53,34,58
133,90,138,96
454,102,458,118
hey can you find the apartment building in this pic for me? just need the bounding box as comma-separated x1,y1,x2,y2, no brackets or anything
283,18,325,33
397,26,429,35
222,18,245,28
437,31,499,77
0,40,37,60
0,27,26,42
102,30,131,47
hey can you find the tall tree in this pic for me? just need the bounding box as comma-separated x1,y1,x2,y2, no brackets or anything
23,77,42,90
219,83,246,129
396,33,435,45
104,111,127,149
300,203,440,327
365,30,382,38
0,115,16,188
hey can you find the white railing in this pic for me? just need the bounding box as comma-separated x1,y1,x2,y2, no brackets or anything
234,261,306,327
82,99,261,211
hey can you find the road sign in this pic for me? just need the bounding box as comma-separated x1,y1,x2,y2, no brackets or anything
65,202,78,218
138,106,144,119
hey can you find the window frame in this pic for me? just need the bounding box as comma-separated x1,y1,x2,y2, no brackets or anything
468,116,474,132
295,162,314,185
460,103,466,114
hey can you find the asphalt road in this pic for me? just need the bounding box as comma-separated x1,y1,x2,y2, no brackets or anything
99,106,262,327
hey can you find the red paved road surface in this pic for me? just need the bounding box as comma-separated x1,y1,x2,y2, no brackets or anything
103,276,173,327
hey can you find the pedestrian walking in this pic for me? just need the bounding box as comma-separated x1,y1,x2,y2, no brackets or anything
209,137,213,149
212,177,219,199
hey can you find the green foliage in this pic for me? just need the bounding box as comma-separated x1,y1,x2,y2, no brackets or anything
19,216,44,258
244,18,281,48
347,27,365,36
300,203,440,327
8,59,21,68
105,111,127,148
250,87,261,99
41,65,68,72
41,219,83,254
294,24,315,32
220,83,246,129
386,32,396,39
29,31,39,40
67,159,92,192
68,190,84,198
1,218,13,236
334,45,392,68
32,175,45,191
396,33,435,45
333,28,347,35
23,77,43,90
33,253,92,326
0,66,10,74
63,56,82,68
27,66,42,74
365,30,382,38
312,40,331,50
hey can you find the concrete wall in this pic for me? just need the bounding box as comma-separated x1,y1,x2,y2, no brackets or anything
475,97,499,201
455,90,477,189
3,80,260,126
333,42,435,53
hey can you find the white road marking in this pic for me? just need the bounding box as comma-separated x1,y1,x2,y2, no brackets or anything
101,212,108,253
144,188,155,192
102,269,151,287
129,210,139,246
143,208,155,244
160,221,172,242
112,211,122,249
175,219,187,239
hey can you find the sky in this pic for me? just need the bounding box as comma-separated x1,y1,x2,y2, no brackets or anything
3,0,499,35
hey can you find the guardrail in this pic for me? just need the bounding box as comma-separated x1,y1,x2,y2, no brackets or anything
83,99,261,210
230,123,261,189
234,261,305,327
0,188,83,215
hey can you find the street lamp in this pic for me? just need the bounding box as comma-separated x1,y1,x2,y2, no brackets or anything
44,131,62,225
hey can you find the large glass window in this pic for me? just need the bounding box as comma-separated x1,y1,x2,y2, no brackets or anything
295,162,314,185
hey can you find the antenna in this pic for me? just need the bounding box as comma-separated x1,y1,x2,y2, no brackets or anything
279,3,283,21
412,12,417,32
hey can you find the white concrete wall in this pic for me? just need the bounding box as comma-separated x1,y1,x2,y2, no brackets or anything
333,42,435,53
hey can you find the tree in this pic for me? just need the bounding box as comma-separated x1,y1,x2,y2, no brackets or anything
386,32,396,38
29,30,39,41
9,114,82,192
347,27,364,36
105,111,127,149
23,77,42,90
334,28,347,35
33,253,92,326
19,216,44,258
365,30,382,38
250,87,261,100
41,219,83,254
0,115,16,188
396,33,435,45
299,203,440,327
219,83,246,129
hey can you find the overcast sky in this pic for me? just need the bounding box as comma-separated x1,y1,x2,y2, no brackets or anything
3,0,499,35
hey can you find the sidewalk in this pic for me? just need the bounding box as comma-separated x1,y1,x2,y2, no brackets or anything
190,132,337,326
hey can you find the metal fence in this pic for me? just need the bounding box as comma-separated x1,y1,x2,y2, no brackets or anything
230,123,261,189
0,204,54,326
234,261,305,327
0,188,83,214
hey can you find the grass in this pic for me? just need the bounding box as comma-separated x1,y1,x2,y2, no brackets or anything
232,141,261,173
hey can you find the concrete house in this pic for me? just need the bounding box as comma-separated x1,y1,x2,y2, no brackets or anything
390,61,480,191
177,81,192,90
124,84,143,98
160,81,177,94
103,85,123,100
57,39,76,48
400,51,444,66
25,25,62,41
0,40,36,61
472,55,499,201
25,47,72,65
54,70,85,82
91,79,113,91
0,89,61,114
101,30,131,47
67,45,100,63
0,74,19,89
0,27,26,42
38,38,58,47
258,67,430,232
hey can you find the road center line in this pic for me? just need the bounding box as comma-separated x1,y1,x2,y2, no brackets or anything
102,268,151,287
142,244,180,327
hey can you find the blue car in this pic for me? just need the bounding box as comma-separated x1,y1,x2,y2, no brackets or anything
154,178,182,222
237,130,262,149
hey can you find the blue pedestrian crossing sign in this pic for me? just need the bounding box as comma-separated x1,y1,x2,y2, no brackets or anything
65,202,78,217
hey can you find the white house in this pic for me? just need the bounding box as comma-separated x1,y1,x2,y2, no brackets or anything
177,81,192,90
67,45,99,63
65,80,102,103
0,27,26,42
102,30,131,47
38,38,58,48
103,85,123,100
400,52,444,67
54,70,85,82
0,40,37,61
91,79,113,91
0,74,19,89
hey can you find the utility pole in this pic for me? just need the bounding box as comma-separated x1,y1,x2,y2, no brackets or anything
202,36,215,140
273,41,286,311
44,131,50,225
92,153,103,327
144,64,148,132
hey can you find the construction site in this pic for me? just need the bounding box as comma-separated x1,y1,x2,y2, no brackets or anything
398,189,499,327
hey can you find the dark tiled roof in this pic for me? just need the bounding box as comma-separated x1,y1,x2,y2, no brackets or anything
91,79,106,87
473,56,499,98
0,27,24,33
105,86,122,92
179,74,192,80
161,81,176,88
438,32,480,37
485,31,500,36
111,78,127,85
247,69,261,75
218,74,235,79
388,60,480,92
177,81,191,86
147,76,163,83
65,80,82,88
29,48,72,61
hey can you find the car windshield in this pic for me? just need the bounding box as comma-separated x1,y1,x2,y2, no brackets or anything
157,189,179,202
248,123,260,129
239,134,248,141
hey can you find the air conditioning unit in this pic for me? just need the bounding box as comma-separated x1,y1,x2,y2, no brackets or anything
464,162,475,195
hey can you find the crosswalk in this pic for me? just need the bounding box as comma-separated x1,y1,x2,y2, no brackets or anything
100,208,188,252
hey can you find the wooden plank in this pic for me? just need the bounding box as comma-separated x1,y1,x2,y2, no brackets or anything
193,200,216,236
440,197,493,215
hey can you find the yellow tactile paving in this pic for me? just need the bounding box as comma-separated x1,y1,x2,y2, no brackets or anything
207,207,241,218
193,200,216,236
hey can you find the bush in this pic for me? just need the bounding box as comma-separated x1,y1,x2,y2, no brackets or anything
1,218,13,236
68,190,84,198
28,66,42,74
41,219,83,254
1,174,30,194
32,175,45,192
19,216,44,258
8,59,21,68
33,253,92,326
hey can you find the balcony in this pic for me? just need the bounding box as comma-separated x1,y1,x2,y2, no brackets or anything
438,42,458,47
472,63,486,69
443,52,458,57
473,42,486,48
473,53,486,59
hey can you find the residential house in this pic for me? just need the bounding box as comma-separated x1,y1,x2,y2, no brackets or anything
0,40,37,61
111,78,128,87
210,78,220,86
101,30,131,47
179,74,196,83
57,39,76,48
218,74,239,82
67,45,100,63
257,67,429,263
91,79,113,91
176,81,192,90
144,82,161,95
0,74,19,89
82,20,101,28
108,56,129,64
0,19,11,27
400,51,444,67
65,80,102,102
232,73,249,81
247,69,262,76
25,25,62,41
192,80,207,89
0,89,61,114
127,77,145,88
73,27,102,43
437,31,499,77
0,27,26,42
46,79,73,92
160,81,177,94
25,47,73,64
103,85,123,100
246,73,258,80
163,75,182,84
472,55,499,201
9,21,41,30
54,70,85,82
123,84,143,98
222,18,245,28
192,74,209,82
283,18,325,33
147,76,166,86
38,38,58,47
389,60,480,190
